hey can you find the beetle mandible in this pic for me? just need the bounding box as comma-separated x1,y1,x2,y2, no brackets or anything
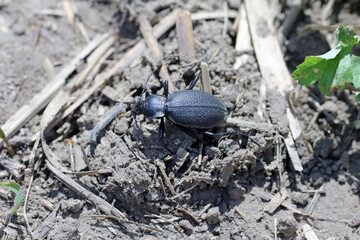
132,69,261,150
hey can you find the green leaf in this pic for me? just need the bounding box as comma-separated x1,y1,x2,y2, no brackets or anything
0,181,23,214
293,46,345,96
336,26,358,47
0,128,5,139
333,53,353,91
318,44,342,59
318,59,338,96
292,26,360,97
351,54,360,88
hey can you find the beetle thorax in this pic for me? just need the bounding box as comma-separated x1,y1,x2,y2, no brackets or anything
143,94,166,119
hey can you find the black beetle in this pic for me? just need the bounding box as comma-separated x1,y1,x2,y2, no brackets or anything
132,71,261,150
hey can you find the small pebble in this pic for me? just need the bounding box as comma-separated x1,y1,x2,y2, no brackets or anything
309,171,324,187
351,182,359,194
179,219,193,232
114,117,129,135
205,207,220,225
228,182,246,200
212,226,221,235
314,137,333,158
67,199,85,213
338,174,346,184
277,217,297,238
291,192,308,206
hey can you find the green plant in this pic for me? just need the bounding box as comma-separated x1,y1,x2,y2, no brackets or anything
0,127,15,156
293,25,360,100
0,181,23,222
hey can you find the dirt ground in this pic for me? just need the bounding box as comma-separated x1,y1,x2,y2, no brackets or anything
0,0,359,239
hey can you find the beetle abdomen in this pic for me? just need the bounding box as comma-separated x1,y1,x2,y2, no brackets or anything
166,90,227,129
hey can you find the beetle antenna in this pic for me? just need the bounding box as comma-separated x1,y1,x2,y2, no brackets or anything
140,71,153,98
134,71,154,112
133,70,156,128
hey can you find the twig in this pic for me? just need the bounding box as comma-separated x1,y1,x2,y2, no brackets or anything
281,0,303,37
208,48,220,64
302,223,320,240
286,102,302,140
90,215,162,232
321,0,336,48
200,61,211,93
36,9,66,17
158,176,167,199
80,145,91,170
42,57,55,79
62,0,89,43
62,0,75,24
169,182,200,200
275,130,283,185
89,103,126,144
263,190,288,214
222,0,229,38
176,207,200,224
46,160,127,219
191,10,238,21
70,35,116,91
122,134,147,163
284,133,303,172
76,20,90,43
64,169,113,175
138,15,175,94
226,117,274,133
40,91,71,172
250,187,304,215
298,24,360,38
176,10,195,62
306,186,324,215
1,135,15,156
308,97,337,126
235,207,250,223
23,133,41,240
245,0,294,94
307,112,320,131
24,205,59,240
197,142,203,166
84,47,115,90
67,141,75,171
149,214,183,233
233,2,252,70
199,203,212,220
158,165,176,196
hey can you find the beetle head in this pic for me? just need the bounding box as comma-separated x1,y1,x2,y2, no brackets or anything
131,98,144,118
132,71,155,127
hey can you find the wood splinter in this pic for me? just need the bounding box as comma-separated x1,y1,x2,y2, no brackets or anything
176,10,195,63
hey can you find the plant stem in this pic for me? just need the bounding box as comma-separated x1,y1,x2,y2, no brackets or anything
3,138,15,156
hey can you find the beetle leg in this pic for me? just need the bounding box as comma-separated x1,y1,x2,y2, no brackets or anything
145,90,152,97
159,118,171,152
204,131,262,148
188,71,201,90
163,80,168,97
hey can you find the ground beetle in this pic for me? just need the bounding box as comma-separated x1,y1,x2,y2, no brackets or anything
132,70,261,150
